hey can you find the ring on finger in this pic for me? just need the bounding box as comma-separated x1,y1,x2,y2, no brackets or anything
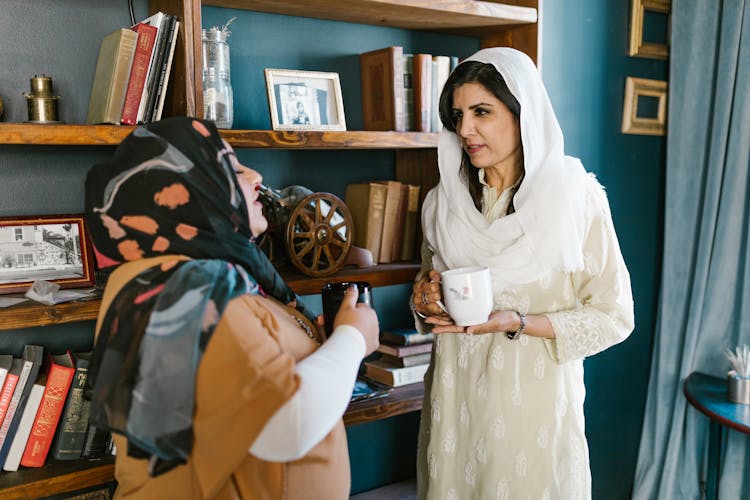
421,291,429,306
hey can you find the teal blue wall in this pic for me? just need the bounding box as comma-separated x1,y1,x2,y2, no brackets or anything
542,1,666,498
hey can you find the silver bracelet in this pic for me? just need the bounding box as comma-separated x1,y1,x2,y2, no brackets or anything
409,297,429,319
507,312,525,340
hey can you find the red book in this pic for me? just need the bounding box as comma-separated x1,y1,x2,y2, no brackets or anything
20,352,75,467
0,360,21,428
121,23,158,125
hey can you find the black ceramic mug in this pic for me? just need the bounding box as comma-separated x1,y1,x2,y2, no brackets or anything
321,281,373,337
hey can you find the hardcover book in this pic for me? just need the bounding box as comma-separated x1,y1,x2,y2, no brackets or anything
376,180,403,263
0,360,22,429
151,16,180,122
21,351,76,467
121,22,158,125
377,340,433,358
3,370,46,471
364,359,428,387
360,46,405,131
86,28,138,124
413,53,433,132
0,355,12,400
380,328,434,346
378,351,431,368
345,182,388,263
0,344,45,467
400,184,421,261
52,352,91,460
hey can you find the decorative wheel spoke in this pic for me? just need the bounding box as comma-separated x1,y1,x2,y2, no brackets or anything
286,192,353,277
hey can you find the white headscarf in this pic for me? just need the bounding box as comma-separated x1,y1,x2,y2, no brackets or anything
422,47,593,293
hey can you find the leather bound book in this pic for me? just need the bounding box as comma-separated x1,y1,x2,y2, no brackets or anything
121,23,158,125
400,184,421,261
52,352,91,460
360,46,405,131
375,180,403,264
21,351,76,467
86,28,138,124
345,182,388,263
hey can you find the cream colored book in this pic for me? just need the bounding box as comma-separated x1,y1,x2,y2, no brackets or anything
86,28,138,124
364,359,428,387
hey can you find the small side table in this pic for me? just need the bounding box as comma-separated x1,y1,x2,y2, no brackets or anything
683,372,750,500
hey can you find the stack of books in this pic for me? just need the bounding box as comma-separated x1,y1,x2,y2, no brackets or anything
360,45,461,133
345,180,421,263
364,328,433,387
86,12,180,125
0,346,113,474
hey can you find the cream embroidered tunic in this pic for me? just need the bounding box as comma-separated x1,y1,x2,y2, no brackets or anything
416,177,634,500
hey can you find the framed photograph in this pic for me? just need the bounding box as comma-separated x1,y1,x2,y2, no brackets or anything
0,215,96,294
621,77,668,136
265,69,346,131
629,0,670,59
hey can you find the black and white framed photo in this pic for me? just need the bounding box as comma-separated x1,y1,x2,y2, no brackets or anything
264,69,346,131
0,215,96,294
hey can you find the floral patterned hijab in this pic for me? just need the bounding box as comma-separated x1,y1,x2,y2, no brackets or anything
84,117,309,475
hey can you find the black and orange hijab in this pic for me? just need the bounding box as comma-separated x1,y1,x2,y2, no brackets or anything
85,116,299,308
84,117,309,473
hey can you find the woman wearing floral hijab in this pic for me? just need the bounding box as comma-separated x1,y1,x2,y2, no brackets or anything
85,117,378,499
412,48,634,498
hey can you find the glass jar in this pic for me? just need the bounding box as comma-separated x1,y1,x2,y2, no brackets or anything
201,23,234,129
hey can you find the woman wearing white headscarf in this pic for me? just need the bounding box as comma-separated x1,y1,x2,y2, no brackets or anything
412,48,634,499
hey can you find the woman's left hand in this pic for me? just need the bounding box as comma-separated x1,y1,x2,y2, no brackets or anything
465,310,520,335
428,310,521,335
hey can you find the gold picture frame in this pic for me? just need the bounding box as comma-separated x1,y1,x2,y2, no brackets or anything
0,214,96,294
621,77,668,136
264,69,347,132
629,0,670,59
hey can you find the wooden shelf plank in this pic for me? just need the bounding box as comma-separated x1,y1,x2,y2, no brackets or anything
344,381,424,426
203,0,537,33
0,296,102,331
219,129,439,149
0,123,133,146
0,263,419,331
0,124,438,149
282,262,420,295
0,459,114,500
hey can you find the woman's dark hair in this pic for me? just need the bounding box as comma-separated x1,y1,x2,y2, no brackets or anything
438,61,522,211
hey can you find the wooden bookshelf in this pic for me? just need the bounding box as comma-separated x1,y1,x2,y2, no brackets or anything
0,263,420,331
344,381,424,426
0,458,114,500
0,123,438,149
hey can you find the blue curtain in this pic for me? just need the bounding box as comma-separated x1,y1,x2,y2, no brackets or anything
633,1,750,499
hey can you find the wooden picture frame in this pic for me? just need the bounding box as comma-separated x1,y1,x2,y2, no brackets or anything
0,215,96,294
629,0,671,59
621,77,668,136
265,69,346,131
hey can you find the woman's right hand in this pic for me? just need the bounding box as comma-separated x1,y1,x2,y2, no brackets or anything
412,270,450,319
333,284,379,356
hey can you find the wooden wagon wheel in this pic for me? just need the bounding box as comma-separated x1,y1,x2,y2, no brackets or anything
285,192,353,277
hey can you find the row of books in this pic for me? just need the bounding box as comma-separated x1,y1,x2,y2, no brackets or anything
0,346,112,474
87,12,180,125
364,328,434,387
360,45,460,133
345,180,421,264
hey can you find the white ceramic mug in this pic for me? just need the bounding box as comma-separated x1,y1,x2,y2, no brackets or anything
438,266,493,327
